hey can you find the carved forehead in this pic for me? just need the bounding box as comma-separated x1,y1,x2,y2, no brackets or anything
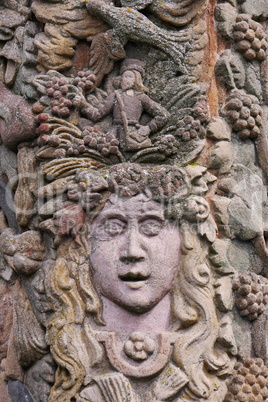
95,193,165,219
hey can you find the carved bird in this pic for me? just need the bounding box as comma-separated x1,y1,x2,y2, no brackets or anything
86,0,192,80
86,0,190,62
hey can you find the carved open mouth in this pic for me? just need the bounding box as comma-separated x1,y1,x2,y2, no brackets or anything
120,275,148,289
121,276,147,282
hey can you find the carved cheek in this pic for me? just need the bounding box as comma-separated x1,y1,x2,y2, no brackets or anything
90,238,122,275
150,233,180,279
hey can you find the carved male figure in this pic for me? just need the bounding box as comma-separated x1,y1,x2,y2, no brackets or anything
75,59,170,151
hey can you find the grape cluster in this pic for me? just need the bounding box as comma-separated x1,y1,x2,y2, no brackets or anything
34,113,52,137
36,123,120,159
225,359,268,402
193,100,210,124
233,15,268,62
32,102,45,115
232,272,268,321
225,91,262,139
71,70,96,92
176,115,206,142
82,126,120,157
65,137,88,156
45,77,73,118
156,135,179,155
37,133,60,147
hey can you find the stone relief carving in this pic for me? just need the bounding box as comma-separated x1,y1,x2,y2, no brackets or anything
33,163,233,402
0,0,268,401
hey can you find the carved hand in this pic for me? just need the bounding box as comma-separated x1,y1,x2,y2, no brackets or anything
73,89,88,109
137,125,150,138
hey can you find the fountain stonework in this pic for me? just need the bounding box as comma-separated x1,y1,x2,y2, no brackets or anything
1,0,268,401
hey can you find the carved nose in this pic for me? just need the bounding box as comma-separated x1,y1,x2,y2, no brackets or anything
119,226,146,264
120,255,145,264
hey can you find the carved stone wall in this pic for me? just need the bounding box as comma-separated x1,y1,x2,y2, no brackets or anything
0,0,268,401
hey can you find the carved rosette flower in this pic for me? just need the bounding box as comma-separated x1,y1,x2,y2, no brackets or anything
225,359,268,401
124,332,155,361
233,273,268,321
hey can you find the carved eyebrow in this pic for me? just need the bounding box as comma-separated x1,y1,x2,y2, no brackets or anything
137,212,165,222
98,211,127,222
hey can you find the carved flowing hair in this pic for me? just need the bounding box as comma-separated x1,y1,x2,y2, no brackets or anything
45,163,232,401
132,71,148,93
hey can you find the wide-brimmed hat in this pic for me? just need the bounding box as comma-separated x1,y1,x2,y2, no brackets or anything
120,59,145,77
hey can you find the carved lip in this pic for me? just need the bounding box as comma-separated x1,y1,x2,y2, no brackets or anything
124,280,147,289
119,274,149,289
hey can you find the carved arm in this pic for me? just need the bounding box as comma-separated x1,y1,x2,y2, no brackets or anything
80,93,115,122
140,94,170,133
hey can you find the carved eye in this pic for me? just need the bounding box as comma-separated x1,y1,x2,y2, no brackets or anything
104,219,126,236
139,219,164,236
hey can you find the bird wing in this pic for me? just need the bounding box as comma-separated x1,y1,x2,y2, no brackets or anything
89,31,126,87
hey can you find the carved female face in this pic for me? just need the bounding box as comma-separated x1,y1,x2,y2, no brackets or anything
89,194,181,314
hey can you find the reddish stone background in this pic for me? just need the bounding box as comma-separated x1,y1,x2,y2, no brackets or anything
0,282,12,402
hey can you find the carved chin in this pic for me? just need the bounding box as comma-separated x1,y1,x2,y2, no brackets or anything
102,288,170,314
